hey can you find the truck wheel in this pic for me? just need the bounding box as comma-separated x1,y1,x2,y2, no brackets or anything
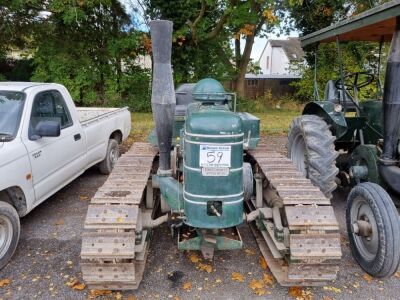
99,139,119,175
346,182,400,278
0,202,20,269
287,115,338,199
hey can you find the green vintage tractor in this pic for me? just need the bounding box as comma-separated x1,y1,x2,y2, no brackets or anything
288,1,400,278
80,20,342,290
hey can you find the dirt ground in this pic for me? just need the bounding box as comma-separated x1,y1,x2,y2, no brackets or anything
1,137,399,300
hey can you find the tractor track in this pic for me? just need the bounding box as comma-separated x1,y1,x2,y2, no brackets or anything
81,141,341,289
81,142,157,290
248,144,342,286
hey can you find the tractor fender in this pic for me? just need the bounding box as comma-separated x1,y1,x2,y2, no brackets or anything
303,101,348,139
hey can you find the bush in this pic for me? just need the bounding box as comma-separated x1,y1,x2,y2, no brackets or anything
237,90,303,113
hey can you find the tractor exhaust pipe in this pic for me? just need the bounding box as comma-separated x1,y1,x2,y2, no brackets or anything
150,20,175,174
379,16,400,194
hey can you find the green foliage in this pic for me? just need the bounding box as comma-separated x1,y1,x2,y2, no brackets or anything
28,0,151,110
0,58,34,81
237,90,303,113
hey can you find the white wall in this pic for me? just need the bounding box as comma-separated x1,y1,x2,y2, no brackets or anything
259,42,292,76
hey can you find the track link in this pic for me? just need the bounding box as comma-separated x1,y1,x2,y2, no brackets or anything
81,143,157,290
248,145,342,286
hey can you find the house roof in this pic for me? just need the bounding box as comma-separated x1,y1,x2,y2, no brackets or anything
259,38,305,62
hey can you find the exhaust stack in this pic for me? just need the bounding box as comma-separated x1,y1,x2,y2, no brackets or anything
379,16,400,194
150,20,175,173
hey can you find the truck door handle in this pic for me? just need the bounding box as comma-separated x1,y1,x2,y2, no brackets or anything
74,134,81,141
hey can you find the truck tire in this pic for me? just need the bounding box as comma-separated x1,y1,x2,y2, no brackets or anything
287,115,339,199
99,139,119,175
0,201,20,269
346,182,400,278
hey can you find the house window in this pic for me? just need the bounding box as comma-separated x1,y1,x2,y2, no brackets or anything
247,80,258,87
266,56,270,69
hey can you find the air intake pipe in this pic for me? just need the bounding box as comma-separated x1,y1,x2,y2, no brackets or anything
149,20,175,174
379,16,400,194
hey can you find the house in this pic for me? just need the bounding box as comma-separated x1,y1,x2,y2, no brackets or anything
239,38,304,99
258,37,304,76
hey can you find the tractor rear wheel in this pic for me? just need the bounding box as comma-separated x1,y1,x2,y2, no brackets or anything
287,115,339,199
346,182,400,278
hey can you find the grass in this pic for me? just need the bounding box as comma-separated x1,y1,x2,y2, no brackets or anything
130,108,301,142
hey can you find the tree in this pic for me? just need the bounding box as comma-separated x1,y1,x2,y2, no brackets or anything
29,0,150,108
143,0,283,97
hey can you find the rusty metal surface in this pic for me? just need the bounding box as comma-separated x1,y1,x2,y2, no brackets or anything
80,142,156,290
248,144,341,286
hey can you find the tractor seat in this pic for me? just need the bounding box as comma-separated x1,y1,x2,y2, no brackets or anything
175,83,196,116
324,80,357,110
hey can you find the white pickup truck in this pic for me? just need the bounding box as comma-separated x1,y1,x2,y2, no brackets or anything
0,82,131,268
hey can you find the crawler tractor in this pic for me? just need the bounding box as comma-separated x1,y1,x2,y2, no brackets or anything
288,1,400,278
80,20,342,290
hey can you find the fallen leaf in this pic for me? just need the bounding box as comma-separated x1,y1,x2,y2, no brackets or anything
65,278,86,290
353,281,360,289
263,273,274,286
79,195,89,201
215,278,222,284
322,296,334,300
245,248,256,255
66,260,73,265
198,263,212,273
88,289,112,299
363,273,373,283
182,282,192,291
125,296,136,300
395,272,400,278
189,253,200,263
54,219,64,226
289,287,314,300
253,288,267,296
288,286,303,298
116,217,125,223
249,279,264,290
0,279,11,287
231,272,245,282
323,286,341,294
115,292,122,299
259,257,268,270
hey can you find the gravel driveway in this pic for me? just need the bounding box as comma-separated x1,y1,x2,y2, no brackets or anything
0,137,399,300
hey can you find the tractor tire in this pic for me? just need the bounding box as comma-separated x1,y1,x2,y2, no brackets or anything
0,201,20,270
287,115,339,199
99,139,119,175
346,182,400,278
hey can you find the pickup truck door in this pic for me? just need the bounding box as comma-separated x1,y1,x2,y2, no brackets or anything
23,90,87,204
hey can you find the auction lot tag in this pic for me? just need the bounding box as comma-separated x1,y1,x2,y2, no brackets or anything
199,144,231,167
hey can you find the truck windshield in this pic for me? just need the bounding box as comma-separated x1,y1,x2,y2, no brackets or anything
0,91,25,141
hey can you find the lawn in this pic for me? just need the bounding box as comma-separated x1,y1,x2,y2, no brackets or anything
130,109,301,142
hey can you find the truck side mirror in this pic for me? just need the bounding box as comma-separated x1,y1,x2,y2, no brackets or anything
32,121,61,140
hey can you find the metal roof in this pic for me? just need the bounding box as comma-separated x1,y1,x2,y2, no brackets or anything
301,0,400,47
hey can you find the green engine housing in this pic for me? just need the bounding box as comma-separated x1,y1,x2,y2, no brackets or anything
183,103,245,228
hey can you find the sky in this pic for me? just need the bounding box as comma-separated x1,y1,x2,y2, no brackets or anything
119,0,299,63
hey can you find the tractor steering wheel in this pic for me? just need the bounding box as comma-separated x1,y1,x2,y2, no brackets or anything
335,72,375,91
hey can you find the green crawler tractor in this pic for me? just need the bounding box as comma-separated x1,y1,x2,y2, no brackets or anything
80,20,342,290
288,0,400,278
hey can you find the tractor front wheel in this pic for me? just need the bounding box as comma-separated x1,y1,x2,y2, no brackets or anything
287,115,339,199
346,182,400,278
